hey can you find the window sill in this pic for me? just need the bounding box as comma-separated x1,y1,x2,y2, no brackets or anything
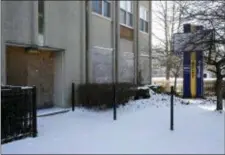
120,23,133,30
140,53,150,57
92,12,112,22
140,30,149,35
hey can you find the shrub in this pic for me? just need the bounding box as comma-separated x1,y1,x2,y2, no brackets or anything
134,88,150,100
77,83,138,110
149,85,165,94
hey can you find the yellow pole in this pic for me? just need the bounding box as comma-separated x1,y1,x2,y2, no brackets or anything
190,52,196,98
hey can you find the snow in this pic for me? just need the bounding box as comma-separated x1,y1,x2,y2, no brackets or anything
2,93,224,154
152,77,225,82
152,77,224,82
21,86,33,89
1,85,33,89
137,86,149,90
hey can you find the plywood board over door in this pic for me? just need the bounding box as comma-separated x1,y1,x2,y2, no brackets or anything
27,50,55,109
6,45,56,109
6,46,28,85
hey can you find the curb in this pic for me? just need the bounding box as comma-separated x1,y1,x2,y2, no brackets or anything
37,109,70,117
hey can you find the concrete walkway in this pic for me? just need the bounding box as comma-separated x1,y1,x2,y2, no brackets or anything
37,107,70,117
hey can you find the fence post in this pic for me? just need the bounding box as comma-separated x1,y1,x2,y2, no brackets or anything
72,82,75,111
32,86,37,137
170,86,174,131
113,83,117,120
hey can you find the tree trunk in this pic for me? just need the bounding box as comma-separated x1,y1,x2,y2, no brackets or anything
174,75,178,93
165,1,169,81
216,76,223,110
166,63,170,80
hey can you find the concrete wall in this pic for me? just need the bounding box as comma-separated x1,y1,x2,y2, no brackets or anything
1,1,35,44
140,55,150,83
91,47,113,83
44,1,82,107
90,13,113,83
139,1,150,55
119,38,134,82
90,1,151,84
1,1,36,84
139,1,151,84
91,14,112,48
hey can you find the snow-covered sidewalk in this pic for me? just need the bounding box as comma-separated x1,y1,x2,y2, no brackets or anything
1,94,224,154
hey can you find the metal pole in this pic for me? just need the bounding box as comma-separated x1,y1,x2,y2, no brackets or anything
72,82,75,111
113,1,119,121
113,83,117,120
85,0,89,84
170,86,174,131
32,86,37,137
133,1,139,84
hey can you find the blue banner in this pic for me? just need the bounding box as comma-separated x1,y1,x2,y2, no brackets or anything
183,52,191,98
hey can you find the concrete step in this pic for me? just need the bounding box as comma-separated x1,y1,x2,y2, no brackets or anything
37,107,70,117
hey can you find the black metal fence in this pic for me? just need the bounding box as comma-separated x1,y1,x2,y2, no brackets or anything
1,85,37,144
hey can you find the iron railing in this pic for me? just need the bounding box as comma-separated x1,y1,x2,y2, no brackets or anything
1,85,37,144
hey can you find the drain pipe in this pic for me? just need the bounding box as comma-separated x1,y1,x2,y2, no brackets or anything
133,1,139,84
112,1,116,84
85,0,89,83
80,1,86,83
115,1,120,84
85,0,92,83
148,1,152,84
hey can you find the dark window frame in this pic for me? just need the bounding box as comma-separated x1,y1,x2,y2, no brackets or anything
92,0,111,18
139,6,149,33
38,0,44,35
119,1,133,27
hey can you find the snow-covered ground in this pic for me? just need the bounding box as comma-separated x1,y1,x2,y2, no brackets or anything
2,93,225,154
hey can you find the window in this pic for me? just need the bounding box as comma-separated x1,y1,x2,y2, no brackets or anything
103,0,110,17
120,1,126,10
38,0,44,35
92,1,102,14
120,1,133,27
126,1,132,12
92,0,111,18
38,0,44,45
139,6,149,33
127,12,133,27
120,9,126,24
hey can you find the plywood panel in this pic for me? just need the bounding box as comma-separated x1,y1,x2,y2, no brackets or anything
27,50,55,109
6,46,28,85
6,45,55,109
120,25,134,41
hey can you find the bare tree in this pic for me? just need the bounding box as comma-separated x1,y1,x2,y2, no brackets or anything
182,1,225,110
170,55,183,92
152,1,188,90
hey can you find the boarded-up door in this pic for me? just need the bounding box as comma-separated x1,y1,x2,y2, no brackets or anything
6,46,55,109
27,50,55,109
6,46,28,85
